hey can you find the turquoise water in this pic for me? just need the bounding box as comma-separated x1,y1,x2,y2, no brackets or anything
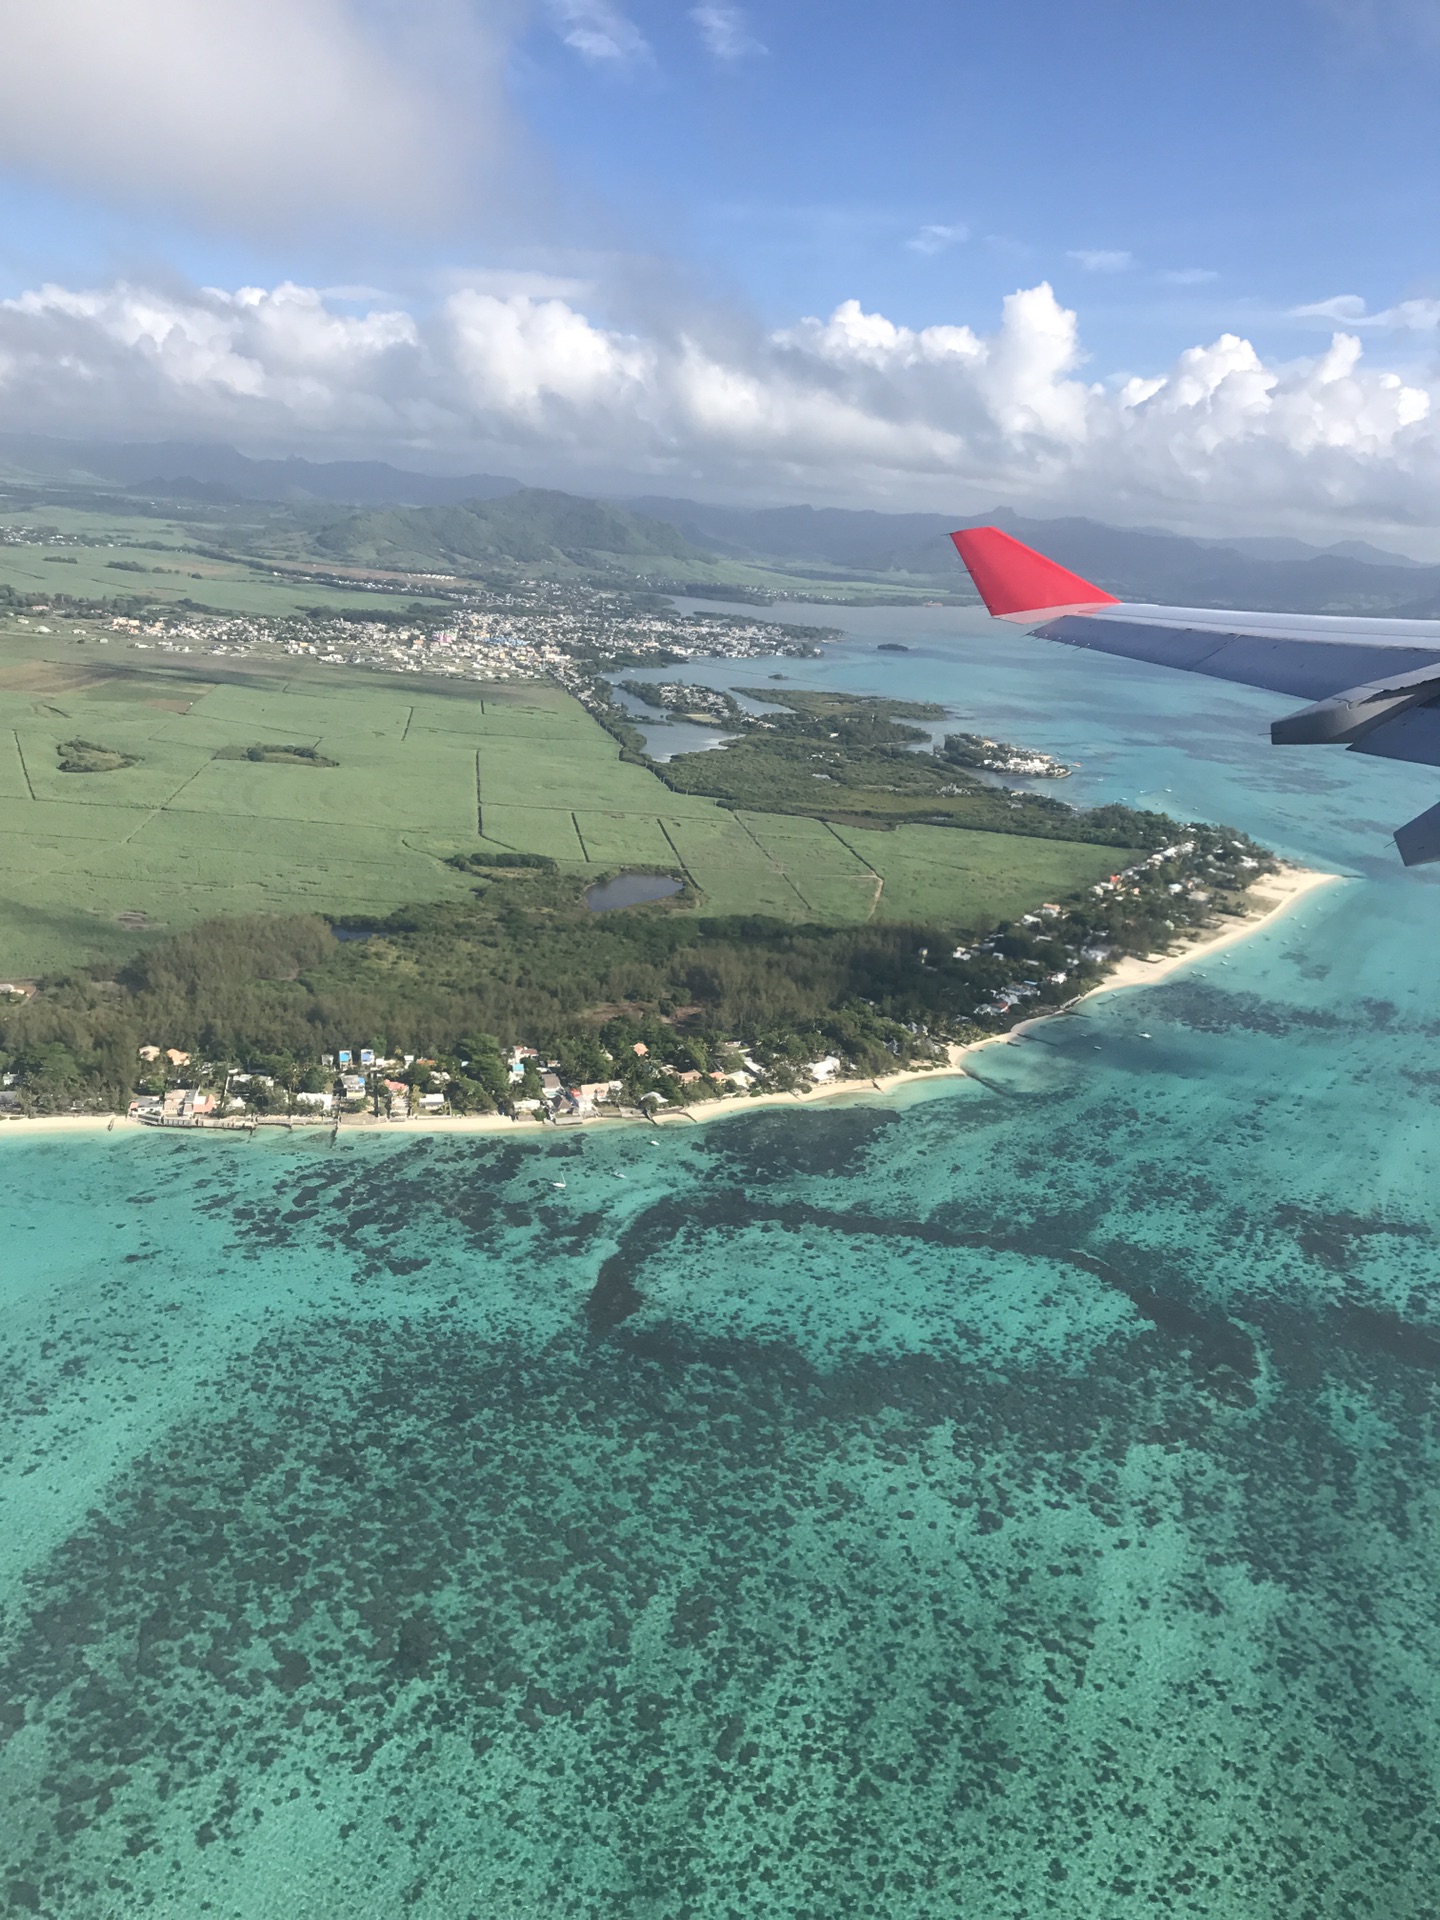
5,612,1440,1916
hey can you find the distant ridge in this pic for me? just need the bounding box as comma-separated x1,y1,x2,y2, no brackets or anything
0,434,520,507
624,495,1440,615
309,489,708,577
2,433,1440,612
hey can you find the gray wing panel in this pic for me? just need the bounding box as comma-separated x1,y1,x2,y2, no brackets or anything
1038,614,1440,702
1348,703,1440,768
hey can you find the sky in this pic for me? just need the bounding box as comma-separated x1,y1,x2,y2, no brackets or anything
2,0,1440,545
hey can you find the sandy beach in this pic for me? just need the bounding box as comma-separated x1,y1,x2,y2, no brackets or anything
0,864,1341,1142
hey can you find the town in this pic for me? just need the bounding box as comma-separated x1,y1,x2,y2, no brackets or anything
110,581,835,683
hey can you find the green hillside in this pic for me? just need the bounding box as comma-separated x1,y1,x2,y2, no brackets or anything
310,489,709,578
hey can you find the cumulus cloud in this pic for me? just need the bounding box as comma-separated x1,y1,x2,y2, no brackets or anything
0,0,513,231
1067,249,1133,273
547,0,651,66
691,6,766,61
3,273,1439,542
907,223,970,256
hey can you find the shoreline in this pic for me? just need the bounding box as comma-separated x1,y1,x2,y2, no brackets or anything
0,864,1342,1144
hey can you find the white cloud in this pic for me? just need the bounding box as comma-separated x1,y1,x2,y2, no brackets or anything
1160,268,1220,286
691,5,766,60
3,274,1440,543
547,0,651,66
0,0,510,231
1068,249,1133,273
1292,295,1372,322
1293,294,1440,329
907,223,970,256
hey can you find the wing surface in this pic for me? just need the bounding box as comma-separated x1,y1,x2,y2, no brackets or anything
1034,612,1440,706
950,525,1440,863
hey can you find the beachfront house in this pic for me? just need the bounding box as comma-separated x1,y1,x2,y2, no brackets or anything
574,1080,622,1114
161,1089,215,1119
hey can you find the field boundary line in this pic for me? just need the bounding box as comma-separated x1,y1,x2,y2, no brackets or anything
473,799,717,823
119,810,165,846
152,766,213,812
728,811,810,912
656,819,697,885
402,706,415,741
12,733,35,802
571,812,591,862
475,750,482,837
822,819,885,921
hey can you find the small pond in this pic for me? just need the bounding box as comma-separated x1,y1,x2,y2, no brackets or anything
332,927,376,943
585,873,683,913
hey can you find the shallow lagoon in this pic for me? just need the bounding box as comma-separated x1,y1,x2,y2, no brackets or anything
3,611,1440,1916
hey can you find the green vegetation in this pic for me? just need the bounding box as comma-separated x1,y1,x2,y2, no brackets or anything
0,546,1279,1129
447,851,558,873
214,743,338,767
56,737,139,774
639,686,1157,844
734,685,945,741
0,634,1142,977
12,457,1440,611
306,490,708,579
0,823,1273,1114
659,731,1121,840
0,482,963,607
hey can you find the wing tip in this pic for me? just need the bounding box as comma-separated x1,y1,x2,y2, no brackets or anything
950,525,1120,622
1394,800,1440,866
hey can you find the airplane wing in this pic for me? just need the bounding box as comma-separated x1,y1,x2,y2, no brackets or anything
951,525,1440,865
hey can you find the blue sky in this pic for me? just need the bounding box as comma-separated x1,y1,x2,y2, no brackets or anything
0,0,1438,540
516,0,1440,362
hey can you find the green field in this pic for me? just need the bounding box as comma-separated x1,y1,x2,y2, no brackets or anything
0,635,1125,975
0,502,451,622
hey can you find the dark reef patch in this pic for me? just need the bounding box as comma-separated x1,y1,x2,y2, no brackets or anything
1339,1304,1440,1371
1274,1203,1431,1273
2,1308,1439,1915
696,1105,902,1181
1150,983,1351,1037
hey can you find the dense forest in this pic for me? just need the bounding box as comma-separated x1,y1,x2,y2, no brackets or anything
0,834,1274,1114
659,730,1177,845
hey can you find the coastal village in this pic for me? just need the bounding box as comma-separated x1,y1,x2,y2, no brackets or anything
0,829,1270,1132
120,1038,830,1131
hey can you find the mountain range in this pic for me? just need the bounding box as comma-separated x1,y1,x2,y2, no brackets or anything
4,433,1440,614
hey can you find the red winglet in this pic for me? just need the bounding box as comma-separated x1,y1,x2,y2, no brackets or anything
951,526,1119,623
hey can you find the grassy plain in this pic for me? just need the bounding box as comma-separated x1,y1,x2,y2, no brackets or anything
0,502,444,622
0,628,1129,976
